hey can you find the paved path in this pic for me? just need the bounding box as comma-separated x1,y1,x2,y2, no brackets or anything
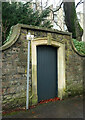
3,96,83,119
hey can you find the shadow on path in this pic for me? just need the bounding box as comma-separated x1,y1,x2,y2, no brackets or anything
2,96,83,119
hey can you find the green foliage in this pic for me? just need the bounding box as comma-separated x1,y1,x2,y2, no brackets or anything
3,26,13,44
2,2,52,45
72,39,85,55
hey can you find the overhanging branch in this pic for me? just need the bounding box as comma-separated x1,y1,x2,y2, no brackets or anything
76,0,84,8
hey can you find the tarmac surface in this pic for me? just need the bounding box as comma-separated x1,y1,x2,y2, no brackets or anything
2,95,84,119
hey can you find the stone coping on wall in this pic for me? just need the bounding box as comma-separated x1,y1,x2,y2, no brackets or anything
1,24,71,51
1,24,85,57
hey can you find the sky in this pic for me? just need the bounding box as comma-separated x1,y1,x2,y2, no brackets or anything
75,0,83,13
32,0,83,13
21,0,84,13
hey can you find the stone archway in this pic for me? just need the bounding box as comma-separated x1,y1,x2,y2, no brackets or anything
31,37,65,105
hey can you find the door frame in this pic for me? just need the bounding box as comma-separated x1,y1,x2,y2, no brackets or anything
31,37,65,105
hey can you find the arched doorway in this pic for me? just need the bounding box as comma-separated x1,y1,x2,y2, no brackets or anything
37,45,58,102
31,37,65,105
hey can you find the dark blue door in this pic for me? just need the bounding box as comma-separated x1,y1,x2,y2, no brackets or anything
37,45,58,102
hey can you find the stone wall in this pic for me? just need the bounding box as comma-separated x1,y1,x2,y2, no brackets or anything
2,24,85,111
0,2,2,118
64,35,84,97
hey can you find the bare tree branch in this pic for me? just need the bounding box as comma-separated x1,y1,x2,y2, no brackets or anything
41,0,42,10
37,0,64,31
54,20,62,30
53,2,63,12
76,0,84,8
47,2,63,13
44,0,49,8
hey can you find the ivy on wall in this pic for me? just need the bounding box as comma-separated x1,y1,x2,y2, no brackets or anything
3,26,14,45
72,39,85,55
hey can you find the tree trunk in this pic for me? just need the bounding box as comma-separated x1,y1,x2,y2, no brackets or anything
63,1,83,41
